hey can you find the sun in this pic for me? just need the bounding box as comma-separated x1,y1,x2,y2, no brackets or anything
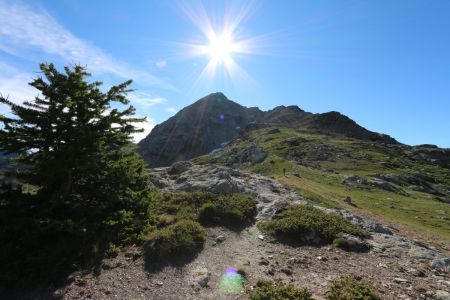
204,32,239,66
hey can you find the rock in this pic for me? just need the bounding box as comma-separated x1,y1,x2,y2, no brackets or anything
316,256,328,261
409,246,439,260
333,233,371,252
215,235,226,243
156,281,164,286
399,266,425,277
342,175,409,196
211,179,242,194
430,257,450,273
258,235,265,241
342,175,368,186
225,143,267,167
149,176,170,188
167,161,192,175
366,223,394,235
435,290,450,300
393,278,411,284
194,268,209,288
52,288,65,298
368,178,409,196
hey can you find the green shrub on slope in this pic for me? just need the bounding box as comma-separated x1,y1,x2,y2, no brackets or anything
326,276,380,300
199,194,257,227
144,220,205,257
248,279,315,300
258,205,367,244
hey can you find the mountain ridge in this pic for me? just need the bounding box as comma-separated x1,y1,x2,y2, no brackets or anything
138,92,397,167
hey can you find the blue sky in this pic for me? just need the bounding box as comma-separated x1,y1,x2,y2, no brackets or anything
0,0,449,146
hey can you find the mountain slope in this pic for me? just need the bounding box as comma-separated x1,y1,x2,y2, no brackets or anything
138,93,397,167
138,93,261,167
195,126,450,242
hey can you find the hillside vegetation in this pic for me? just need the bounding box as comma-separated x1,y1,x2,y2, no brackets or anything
196,126,450,243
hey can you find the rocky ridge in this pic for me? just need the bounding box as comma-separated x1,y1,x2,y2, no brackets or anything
138,93,398,167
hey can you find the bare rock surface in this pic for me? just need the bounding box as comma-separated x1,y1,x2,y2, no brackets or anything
10,163,450,300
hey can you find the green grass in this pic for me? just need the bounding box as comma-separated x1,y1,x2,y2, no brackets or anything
258,205,367,244
204,126,450,243
326,276,380,300
248,279,315,300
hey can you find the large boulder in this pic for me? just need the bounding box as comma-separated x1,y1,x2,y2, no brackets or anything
168,161,193,175
430,257,450,273
223,143,267,167
333,233,371,252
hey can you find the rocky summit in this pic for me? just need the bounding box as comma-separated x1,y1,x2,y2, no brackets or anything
138,93,397,167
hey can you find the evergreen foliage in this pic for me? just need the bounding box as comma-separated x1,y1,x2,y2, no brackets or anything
0,63,155,286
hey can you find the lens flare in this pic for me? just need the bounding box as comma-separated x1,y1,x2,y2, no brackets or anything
219,267,245,293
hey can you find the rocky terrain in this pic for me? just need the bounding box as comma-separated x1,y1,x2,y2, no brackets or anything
138,93,397,167
15,163,449,300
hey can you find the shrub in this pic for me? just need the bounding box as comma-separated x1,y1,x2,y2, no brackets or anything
326,277,380,300
155,192,257,229
258,205,367,244
248,279,314,300
198,194,257,227
144,220,205,257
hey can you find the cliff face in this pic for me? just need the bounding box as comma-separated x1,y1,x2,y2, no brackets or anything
138,93,397,167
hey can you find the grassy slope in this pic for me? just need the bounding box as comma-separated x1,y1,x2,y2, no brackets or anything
197,127,450,244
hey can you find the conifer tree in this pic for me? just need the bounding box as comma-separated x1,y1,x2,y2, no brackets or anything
0,63,154,265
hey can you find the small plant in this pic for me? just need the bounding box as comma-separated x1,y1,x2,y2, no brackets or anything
144,220,205,257
248,279,315,300
326,276,380,300
258,205,367,244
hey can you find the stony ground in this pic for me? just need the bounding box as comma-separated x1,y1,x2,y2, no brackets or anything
7,163,450,300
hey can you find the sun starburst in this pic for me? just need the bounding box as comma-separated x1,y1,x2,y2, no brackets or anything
202,31,239,67
173,1,270,94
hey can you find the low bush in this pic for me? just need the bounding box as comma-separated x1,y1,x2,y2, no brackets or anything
144,220,205,257
258,205,367,244
248,279,315,300
198,194,257,227
326,276,380,300
155,192,257,229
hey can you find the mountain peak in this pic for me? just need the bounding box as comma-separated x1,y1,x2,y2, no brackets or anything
138,94,397,167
